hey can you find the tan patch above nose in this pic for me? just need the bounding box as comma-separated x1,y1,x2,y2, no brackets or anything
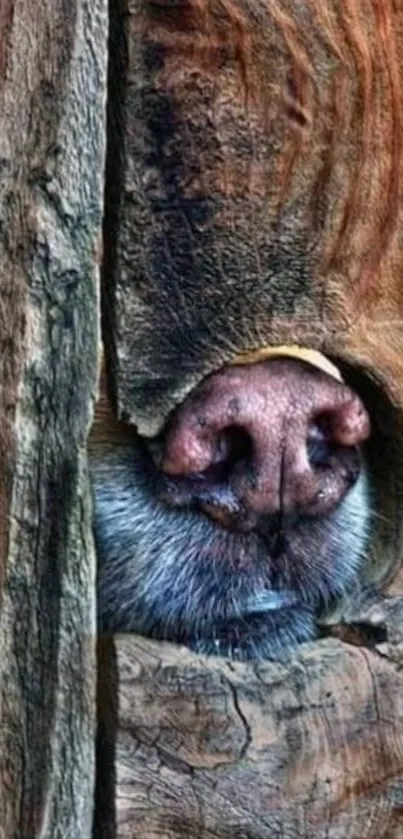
231,345,343,383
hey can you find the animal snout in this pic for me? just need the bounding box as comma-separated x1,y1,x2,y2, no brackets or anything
158,358,371,531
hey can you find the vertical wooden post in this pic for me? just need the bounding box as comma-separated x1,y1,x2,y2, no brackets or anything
0,2,108,836
96,0,403,836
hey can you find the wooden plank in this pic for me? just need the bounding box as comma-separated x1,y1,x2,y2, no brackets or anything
99,0,403,835
102,0,403,438
0,1,108,836
115,598,403,838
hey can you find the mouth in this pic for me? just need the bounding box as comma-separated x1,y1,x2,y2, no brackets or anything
224,589,299,617
94,433,371,660
163,585,304,661
184,590,312,660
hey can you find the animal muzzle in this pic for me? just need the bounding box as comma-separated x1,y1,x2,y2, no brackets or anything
157,347,370,530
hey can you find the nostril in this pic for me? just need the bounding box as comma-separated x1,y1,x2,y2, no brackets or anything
183,426,254,485
170,425,253,481
199,426,254,488
307,415,348,468
216,426,253,473
211,429,232,467
307,424,336,468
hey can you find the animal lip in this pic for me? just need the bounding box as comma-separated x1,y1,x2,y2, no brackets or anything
185,590,301,658
224,590,298,618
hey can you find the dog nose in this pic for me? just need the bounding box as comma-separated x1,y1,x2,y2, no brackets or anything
160,359,370,526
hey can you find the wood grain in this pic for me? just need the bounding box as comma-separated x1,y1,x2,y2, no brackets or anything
114,595,403,838
96,0,403,836
0,1,108,836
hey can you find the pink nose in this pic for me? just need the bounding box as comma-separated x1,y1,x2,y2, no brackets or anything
161,359,370,525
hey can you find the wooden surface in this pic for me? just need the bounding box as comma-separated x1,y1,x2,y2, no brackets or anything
0,1,108,836
102,0,403,443
114,594,403,838
97,1,403,836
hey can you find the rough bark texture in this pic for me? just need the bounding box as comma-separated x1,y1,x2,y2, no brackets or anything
114,593,403,838
96,1,403,836
102,0,403,442
0,1,108,837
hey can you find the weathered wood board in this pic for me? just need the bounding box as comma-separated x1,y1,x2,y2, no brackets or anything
0,1,108,837
98,0,403,836
102,0,403,440
114,594,403,839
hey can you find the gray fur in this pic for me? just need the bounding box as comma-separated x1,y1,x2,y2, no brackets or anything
91,440,372,661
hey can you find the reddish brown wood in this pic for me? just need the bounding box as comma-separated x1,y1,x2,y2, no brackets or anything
95,0,403,836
